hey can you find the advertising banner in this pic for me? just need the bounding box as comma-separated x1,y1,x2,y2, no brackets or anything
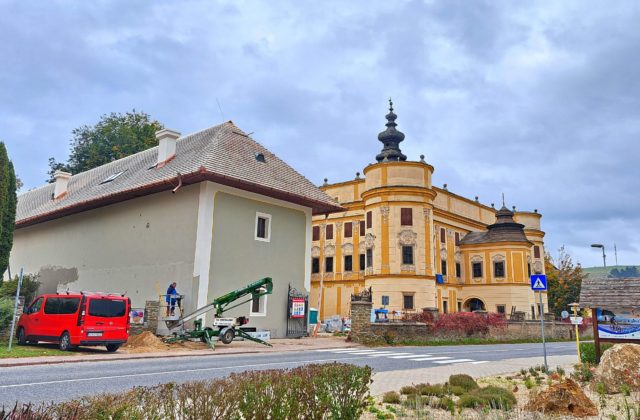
596,307,640,340
291,298,305,318
129,308,145,324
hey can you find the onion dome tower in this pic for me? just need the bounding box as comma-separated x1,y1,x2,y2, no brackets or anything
376,99,407,162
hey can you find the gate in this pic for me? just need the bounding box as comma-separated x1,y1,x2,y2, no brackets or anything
286,284,308,338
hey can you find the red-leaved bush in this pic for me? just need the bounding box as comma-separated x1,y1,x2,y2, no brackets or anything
434,312,506,337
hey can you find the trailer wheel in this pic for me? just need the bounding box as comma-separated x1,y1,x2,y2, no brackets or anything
220,327,235,344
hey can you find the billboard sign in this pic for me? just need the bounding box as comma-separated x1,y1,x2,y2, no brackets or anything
596,307,640,340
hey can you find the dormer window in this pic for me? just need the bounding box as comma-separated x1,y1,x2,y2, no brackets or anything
255,152,266,163
100,170,126,184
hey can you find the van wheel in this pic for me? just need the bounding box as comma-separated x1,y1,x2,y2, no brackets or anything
106,344,120,353
220,327,235,345
59,332,72,351
17,328,27,345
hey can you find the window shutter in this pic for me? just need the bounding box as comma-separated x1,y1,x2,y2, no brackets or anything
440,228,446,243
455,232,460,246
366,211,372,229
400,208,413,226
344,222,352,238
326,224,333,240
312,226,320,241
359,221,365,236
534,246,541,258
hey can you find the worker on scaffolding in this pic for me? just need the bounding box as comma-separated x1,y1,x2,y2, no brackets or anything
166,282,179,316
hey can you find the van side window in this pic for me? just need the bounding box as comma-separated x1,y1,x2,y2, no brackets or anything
44,297,81,315
89,299,126,317
29,297,44,314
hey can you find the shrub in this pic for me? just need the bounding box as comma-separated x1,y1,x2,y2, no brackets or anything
0,297,13,332
448,385,467,396
580,342,613,364
471,386,517,410
382,391,401,404
524,377,534,389
458,394,484,409
434,396,455,413
402,394,428,409
416,383,446,397
1,363,372,420
0,273,40,305
448,374,479,391
400,385,418,395
571,362,594,382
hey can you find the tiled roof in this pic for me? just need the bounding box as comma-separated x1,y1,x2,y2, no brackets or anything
579,277,640,308
459,205,532,245
17,122,342,227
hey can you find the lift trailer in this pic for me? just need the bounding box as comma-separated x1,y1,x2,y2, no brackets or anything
164,277,273,349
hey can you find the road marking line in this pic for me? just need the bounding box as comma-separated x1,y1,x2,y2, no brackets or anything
389,354,425,359
0,356,371,389
330,349,374,353
409,356,451,361
433,359,475,364
343,350,386,355
366,352,412,357
470,361,489,364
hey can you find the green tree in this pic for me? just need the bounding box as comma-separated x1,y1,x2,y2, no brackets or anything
546,246,587,317
0,142,17,277
47,110,163,180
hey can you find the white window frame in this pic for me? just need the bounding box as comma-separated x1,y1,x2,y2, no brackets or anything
249,295,268,317
255,212,272,242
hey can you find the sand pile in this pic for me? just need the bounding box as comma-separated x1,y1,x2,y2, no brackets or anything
123,331,170,353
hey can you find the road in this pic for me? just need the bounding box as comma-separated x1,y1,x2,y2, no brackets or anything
0,342,577,407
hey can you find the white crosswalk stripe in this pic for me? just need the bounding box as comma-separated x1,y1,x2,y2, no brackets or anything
433,359,475,364
312,348,489,364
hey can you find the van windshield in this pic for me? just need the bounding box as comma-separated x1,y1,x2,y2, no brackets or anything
88,299,126,318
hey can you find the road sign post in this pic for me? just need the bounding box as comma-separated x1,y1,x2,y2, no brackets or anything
531,274,548,370
569,303,582,364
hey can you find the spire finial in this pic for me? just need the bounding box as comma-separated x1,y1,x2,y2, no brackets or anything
502,193,505,207
376,100,407,162
389,97,393,112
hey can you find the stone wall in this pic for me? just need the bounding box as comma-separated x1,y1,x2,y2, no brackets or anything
129,300,159,336
350,299,589,345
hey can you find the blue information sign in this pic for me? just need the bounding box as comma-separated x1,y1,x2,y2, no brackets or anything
530,274,547,291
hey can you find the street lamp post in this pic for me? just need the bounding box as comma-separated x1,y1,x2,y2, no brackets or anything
591,244,606,268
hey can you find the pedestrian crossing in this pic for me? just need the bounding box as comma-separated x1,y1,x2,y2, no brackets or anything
314,348,489,365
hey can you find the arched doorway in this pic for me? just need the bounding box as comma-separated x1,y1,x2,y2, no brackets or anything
463,298,486,312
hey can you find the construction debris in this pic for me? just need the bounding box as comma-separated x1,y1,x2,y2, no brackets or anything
524,378,597,418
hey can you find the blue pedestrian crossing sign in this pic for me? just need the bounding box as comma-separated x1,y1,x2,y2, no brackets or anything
530,274,547,291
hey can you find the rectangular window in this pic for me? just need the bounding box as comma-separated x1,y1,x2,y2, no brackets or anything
88,299,126,318
531,305,536,320
344,255,353,272
325,257,334,272
538,303,544,316
250,295,267,316
312,226,320,241
403,294,414,310
494,261,505,278
325,224,333,240
527,263,532,278
443,300,448,314
402,246,414,265
344,222,352,238
496,305,506,314
400,208,413,226
366,211,372,229
472,262,483,278
255,212,271,242
455,262,461,278
455,232,460,246
312,257,320,274
366,248,373,268
441,259,447,276
44,297,80,315
457,301,462,312
359,221,365,236
440,228,446,243
534,245,541,258
359,253,365,270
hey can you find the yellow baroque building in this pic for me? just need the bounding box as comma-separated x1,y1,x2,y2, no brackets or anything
310,102,547,320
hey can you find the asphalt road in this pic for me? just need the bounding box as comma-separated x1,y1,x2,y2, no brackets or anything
0,342,577,407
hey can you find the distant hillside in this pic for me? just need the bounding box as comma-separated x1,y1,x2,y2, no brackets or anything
582,265,640,278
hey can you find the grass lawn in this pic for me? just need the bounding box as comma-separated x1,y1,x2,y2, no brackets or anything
0,341,70,358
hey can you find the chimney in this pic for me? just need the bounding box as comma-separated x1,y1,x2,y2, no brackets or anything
53,170,72,199
156,128,181,167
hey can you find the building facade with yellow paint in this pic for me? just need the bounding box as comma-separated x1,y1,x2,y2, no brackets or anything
310,102,547,321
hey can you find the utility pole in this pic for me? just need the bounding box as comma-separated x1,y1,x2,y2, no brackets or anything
614,243,618,266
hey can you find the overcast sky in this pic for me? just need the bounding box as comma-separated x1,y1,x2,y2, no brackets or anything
2,1,639,267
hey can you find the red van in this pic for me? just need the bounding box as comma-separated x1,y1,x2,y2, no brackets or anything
17,292,130,352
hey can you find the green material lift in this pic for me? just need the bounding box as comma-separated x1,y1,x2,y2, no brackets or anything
164,277,273,349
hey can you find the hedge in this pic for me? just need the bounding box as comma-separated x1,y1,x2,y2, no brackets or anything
0,363,372,420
